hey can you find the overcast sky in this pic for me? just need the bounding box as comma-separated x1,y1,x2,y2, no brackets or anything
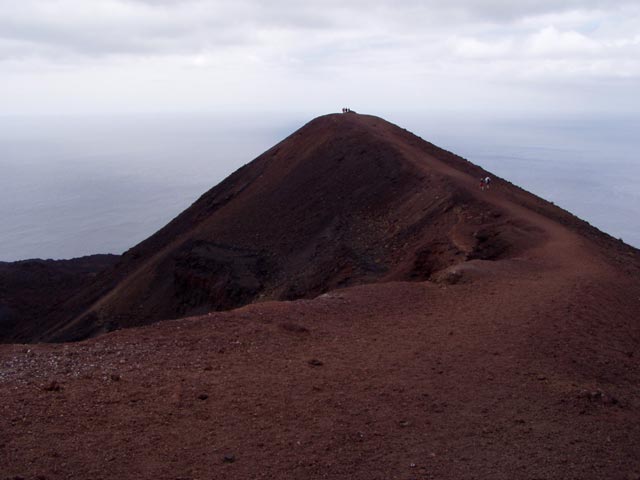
1,0,639,116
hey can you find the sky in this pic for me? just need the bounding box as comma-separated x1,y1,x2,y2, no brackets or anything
1,0,640,116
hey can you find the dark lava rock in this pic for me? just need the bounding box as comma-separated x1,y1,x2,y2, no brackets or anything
280,322,310,334
308,359,324,367
580,389,619,406
43,381,61,392
223,454,236,463
198,394,209,401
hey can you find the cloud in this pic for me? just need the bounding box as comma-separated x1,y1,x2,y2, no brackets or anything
421,0,638,21
0,0,636,59
527,26,602,56
1,0,639,114
449,37,515,59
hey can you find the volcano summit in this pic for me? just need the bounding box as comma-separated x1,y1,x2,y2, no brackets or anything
1,113,639,479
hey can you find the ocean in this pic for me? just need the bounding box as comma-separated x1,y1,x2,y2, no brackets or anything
1,112,639,261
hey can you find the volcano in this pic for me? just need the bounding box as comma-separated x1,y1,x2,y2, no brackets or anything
1,113,639,479
4,112,619,343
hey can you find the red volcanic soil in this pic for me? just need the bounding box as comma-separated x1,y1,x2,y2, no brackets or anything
1,112,640,479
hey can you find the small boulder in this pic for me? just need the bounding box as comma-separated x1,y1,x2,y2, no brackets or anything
280,323,310,334
43,381,61,392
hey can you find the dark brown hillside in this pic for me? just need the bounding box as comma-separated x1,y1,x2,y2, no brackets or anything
0,255,119,343
4,112,637,344
38,113,544,342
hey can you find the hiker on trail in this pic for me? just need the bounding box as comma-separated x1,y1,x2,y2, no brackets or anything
479,177,486,191
484,176,492,189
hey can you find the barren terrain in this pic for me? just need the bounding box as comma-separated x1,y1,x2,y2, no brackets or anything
1,113,639,479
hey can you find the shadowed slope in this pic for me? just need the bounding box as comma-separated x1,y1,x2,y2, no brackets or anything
0,255,119,343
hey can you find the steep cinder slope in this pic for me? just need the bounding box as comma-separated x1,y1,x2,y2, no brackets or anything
15,112,634,342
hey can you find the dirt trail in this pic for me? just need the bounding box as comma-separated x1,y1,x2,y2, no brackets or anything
371,115,609,283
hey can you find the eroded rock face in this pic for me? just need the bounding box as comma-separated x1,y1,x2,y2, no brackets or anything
172,241,274,314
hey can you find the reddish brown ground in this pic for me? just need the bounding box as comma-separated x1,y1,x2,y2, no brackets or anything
1,113,640,479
